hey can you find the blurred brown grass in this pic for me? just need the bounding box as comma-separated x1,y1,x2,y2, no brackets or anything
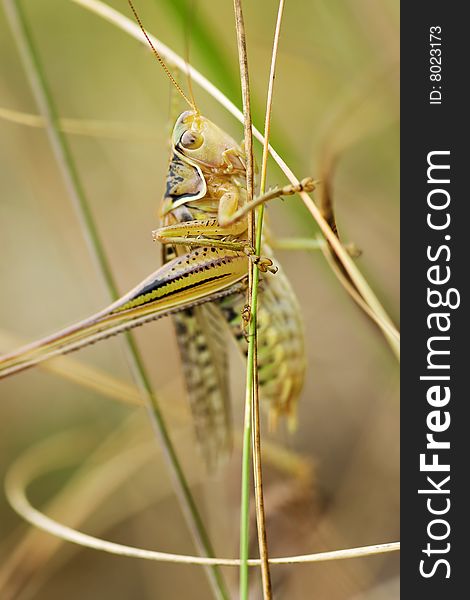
0,0,399,598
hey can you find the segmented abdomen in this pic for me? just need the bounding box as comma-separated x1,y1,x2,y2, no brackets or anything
217,249,305,430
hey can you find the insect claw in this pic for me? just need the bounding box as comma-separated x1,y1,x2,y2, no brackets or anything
299,177,316,192
241,304,251,338
243,244,278,273
250,255,277,274
242,304,251,322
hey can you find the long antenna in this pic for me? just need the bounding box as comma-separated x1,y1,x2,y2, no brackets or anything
127,0,197,113
184,0,198,115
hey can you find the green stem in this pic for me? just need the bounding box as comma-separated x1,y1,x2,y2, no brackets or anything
272,237,325,251
239,392,252,598
3,2,228,598
232,0,255,596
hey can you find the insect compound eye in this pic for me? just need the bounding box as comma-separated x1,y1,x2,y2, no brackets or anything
180,130,203,149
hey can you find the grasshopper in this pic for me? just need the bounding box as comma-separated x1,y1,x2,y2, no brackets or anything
0,3,314,466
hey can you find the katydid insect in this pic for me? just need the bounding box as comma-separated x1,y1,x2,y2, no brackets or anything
0,2,314,466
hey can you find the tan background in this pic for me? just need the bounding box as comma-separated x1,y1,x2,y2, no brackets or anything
0,0,399,598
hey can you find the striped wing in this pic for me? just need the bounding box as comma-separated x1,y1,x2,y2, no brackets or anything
173,304,232,468
162,244,233,468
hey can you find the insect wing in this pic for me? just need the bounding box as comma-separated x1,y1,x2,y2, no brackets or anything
173,303,232,468
161,239,233,467
217,260,306,429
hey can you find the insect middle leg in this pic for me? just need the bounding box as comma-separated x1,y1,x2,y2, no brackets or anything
153,219,277,272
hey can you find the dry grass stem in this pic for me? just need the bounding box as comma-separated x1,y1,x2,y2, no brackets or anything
5,444,399,566
0,105,157,140
232,0,270,597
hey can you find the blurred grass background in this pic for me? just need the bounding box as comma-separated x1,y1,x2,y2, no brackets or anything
0,0,399,598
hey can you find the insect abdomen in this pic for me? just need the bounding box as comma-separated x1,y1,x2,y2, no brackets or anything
217,263,306,429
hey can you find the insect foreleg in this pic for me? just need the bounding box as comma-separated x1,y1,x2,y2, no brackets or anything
218,177,316,226
153,217,247,242
153,218,277,273
219,147,246,173
155,233,276,273
156,235,249,252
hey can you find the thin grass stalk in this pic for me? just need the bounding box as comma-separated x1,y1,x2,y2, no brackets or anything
4,449,402,566
0,417,315,598
3,436,401,566
319,239,401,342
2,2,228,598
239,389,252,598
232,1,258,598
271,237,325,250
0,420,149,598
248,2,288,599
0,105,157,140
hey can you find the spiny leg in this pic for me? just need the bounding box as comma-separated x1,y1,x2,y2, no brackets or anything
153,217,247,243
153,220,277,273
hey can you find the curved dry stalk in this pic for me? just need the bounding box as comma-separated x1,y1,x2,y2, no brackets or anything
0,422,315,598
319,241,401,342
4,443,400,566
70,0,399,359
0,418,206,599
0,422,150,598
